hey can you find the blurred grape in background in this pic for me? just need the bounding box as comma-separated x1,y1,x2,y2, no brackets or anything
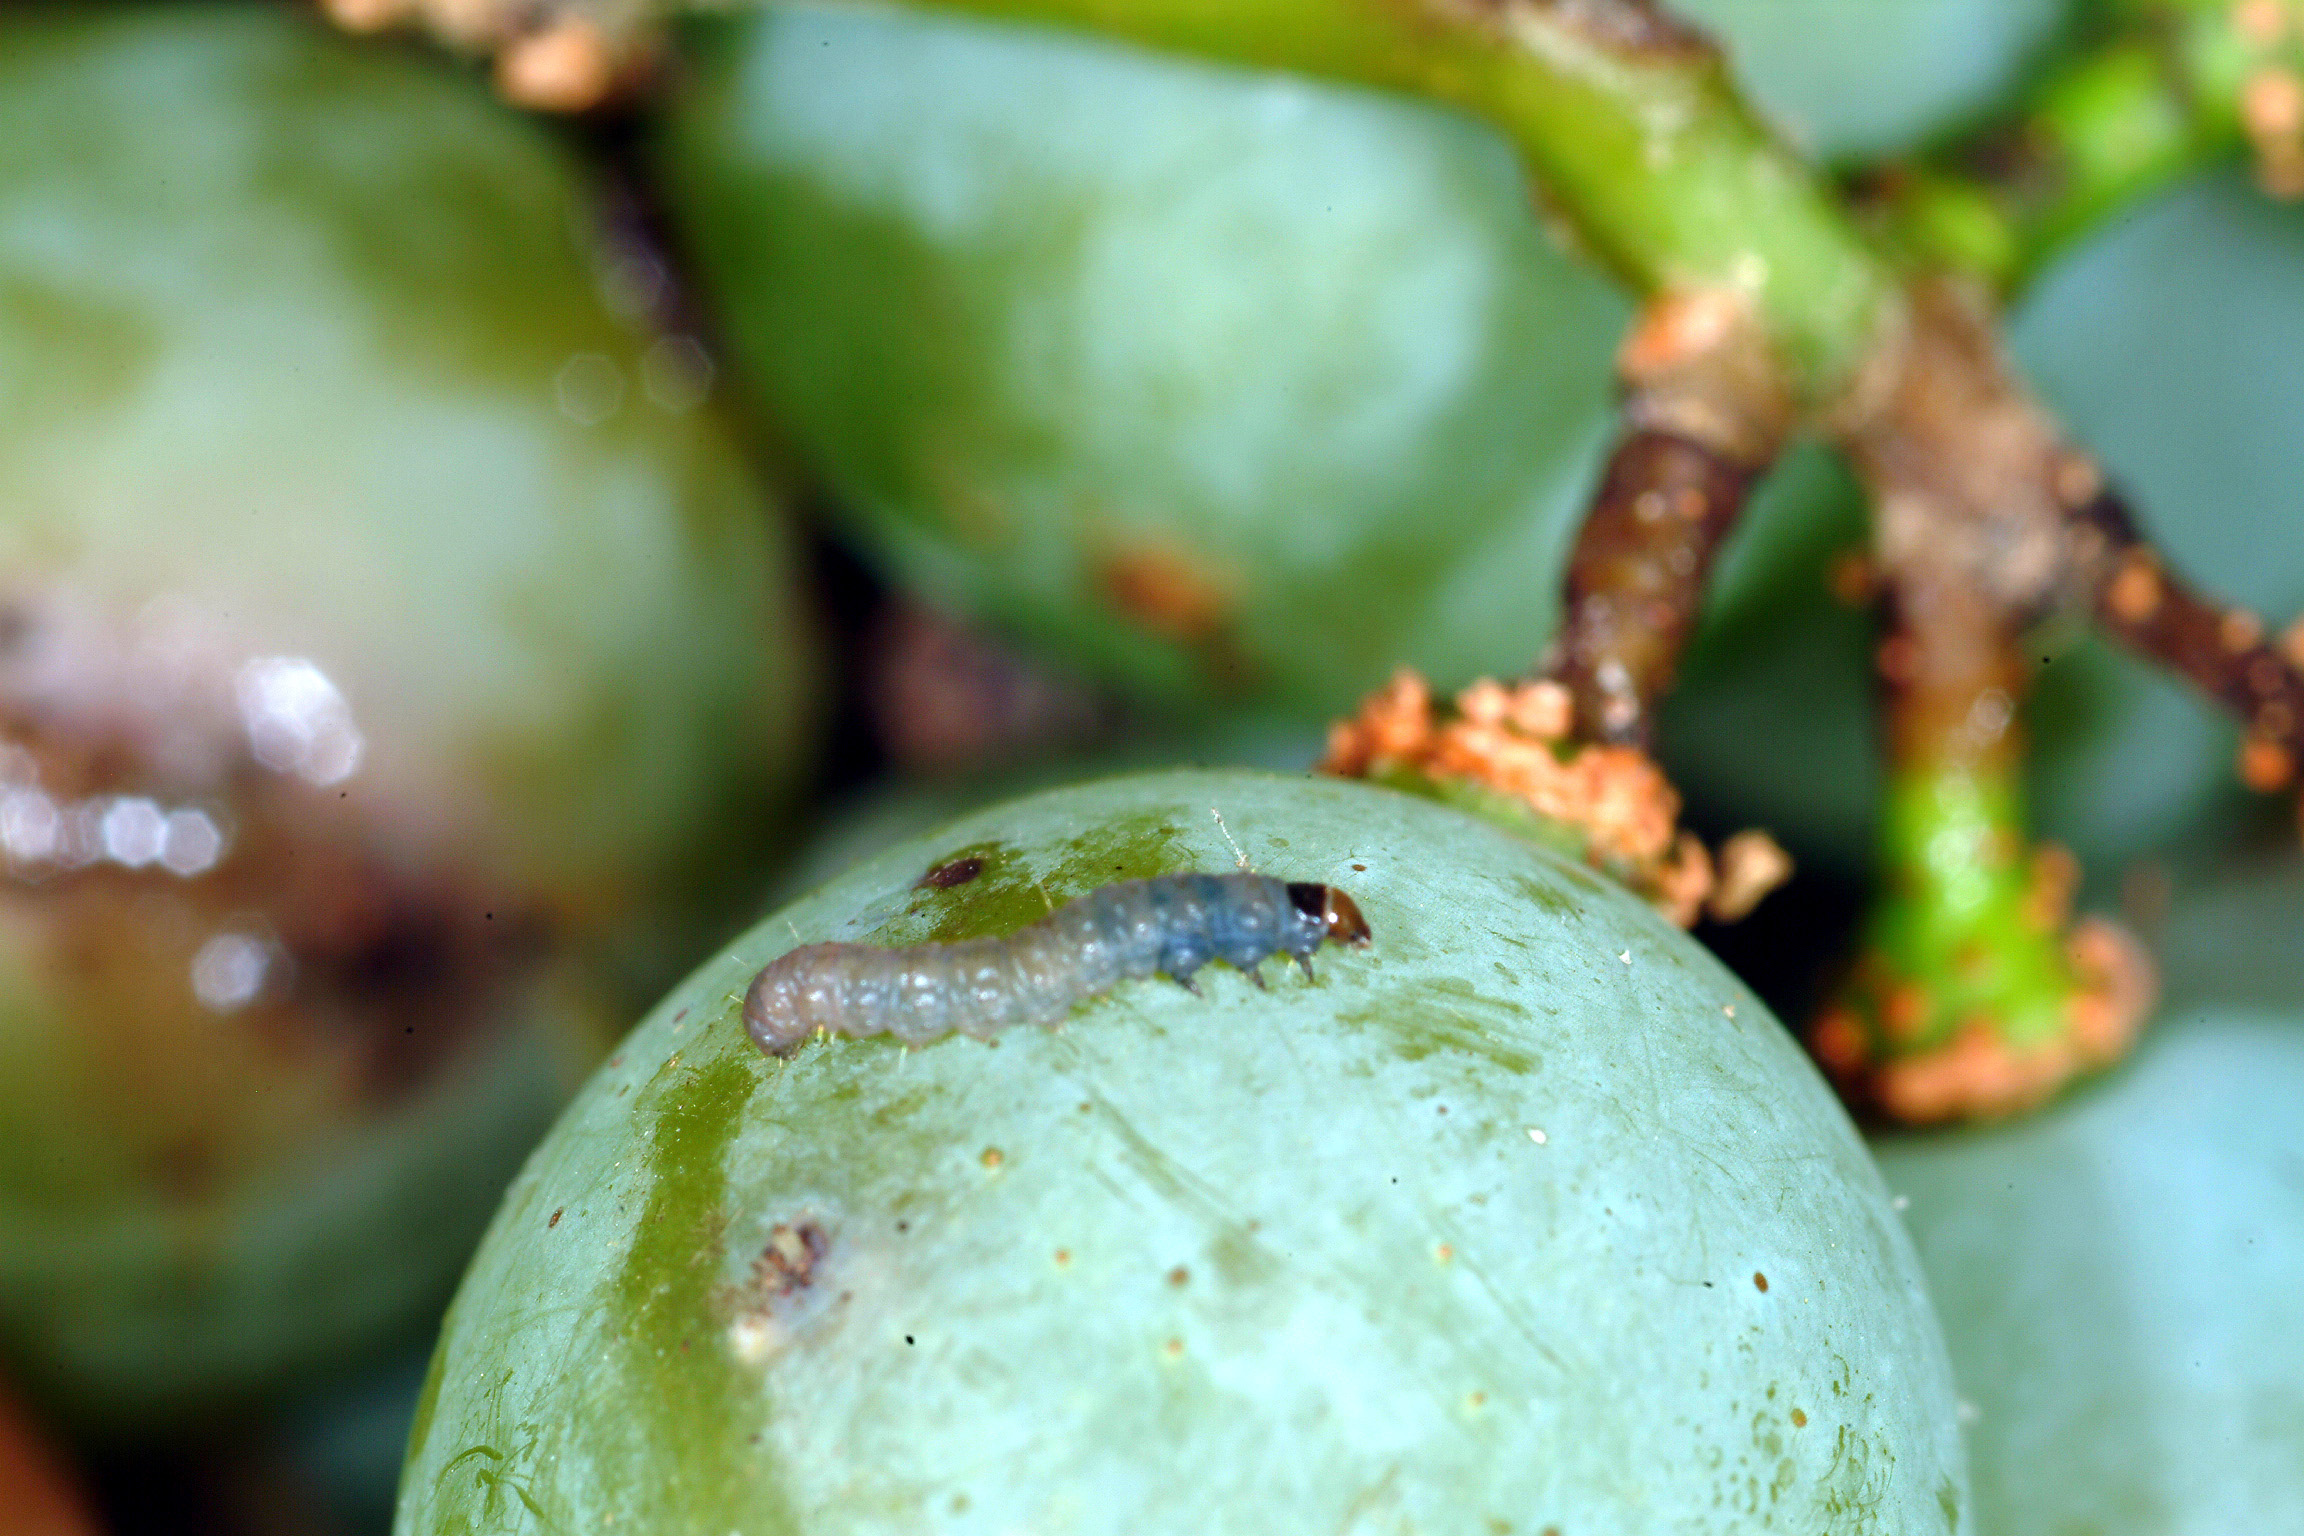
0,0,815,1512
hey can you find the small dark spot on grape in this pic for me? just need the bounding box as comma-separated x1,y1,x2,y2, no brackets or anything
917,855,985,890
753,1221,828,1294
672,1008,688,1023
548,1208,562,1228
1753,1271,1769,1292
896,1221,909,1233
904,1335,915,1346
1790,1408,1807,1427
1167,1266,1189,1287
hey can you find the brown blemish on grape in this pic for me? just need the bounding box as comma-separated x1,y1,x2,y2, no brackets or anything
917,855,985,890
1097,539,1237,645
1752,1271,1768,1292
754,1222,828,1296
547,1207,563,1229
0,595,554,1215
1790,1408,1808,1428
725,1218,835,1367
1166,1266,1189,1287
868,603,1119,774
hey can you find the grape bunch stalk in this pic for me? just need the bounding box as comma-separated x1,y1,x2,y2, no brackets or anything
350,0,2304,1127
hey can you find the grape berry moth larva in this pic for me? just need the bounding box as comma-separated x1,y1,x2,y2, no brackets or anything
743,871,1370,1057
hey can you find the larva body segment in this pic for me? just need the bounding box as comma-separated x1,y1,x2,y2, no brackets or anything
743,871,1370,1057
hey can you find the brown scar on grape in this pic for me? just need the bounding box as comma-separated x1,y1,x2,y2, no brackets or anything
725,1219,838,1365
867,601,1121,774
0,592,551,1130
753,1221,829,1296
917,855,986,890
1097,539,1237,645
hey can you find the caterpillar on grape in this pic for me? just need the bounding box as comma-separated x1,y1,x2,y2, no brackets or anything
742,871,1370,1057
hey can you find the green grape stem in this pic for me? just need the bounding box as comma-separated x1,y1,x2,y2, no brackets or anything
1872,0,2304,293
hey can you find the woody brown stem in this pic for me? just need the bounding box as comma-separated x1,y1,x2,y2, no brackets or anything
2068,488,2304,792
1549,290,1795,745
1553,428,1763,745
1807,279,2159,1123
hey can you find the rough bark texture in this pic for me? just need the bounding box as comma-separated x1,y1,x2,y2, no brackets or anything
2069,490,2304,793
1551,291,1793,745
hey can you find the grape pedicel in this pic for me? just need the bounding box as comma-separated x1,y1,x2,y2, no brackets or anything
743,872,1370,1056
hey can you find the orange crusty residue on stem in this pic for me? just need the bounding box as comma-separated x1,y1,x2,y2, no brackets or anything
1320,667,1787,927
1810,856,2158,1125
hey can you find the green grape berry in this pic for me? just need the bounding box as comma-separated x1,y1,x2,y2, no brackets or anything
1873,861,2304,1531
0,4,815,1425
400,769,1970,1534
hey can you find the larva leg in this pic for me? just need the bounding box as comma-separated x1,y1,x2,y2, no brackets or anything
1172,971,1203,996
1244,964,1267,990
1296,955,1316,983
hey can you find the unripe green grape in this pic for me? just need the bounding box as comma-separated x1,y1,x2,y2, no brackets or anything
400,769,1970,1534
659,2,1628,718
1873,862,2304,1531
0,4,814,1425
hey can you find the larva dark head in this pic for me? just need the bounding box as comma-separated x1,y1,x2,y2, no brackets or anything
1287,882,1371,947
